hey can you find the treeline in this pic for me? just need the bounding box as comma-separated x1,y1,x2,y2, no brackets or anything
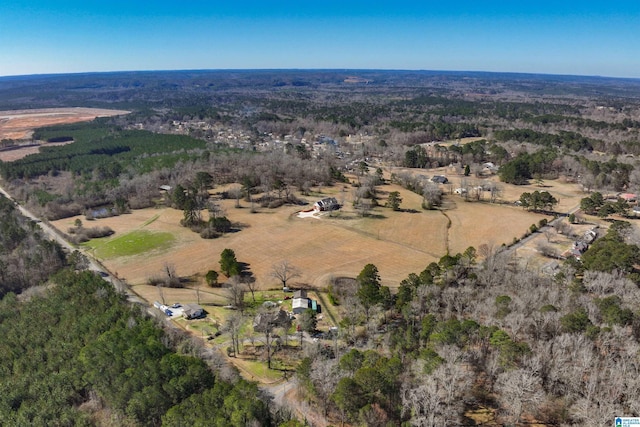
494,125,640,156
0,195,65,298
494,128,595,152
524,113,640,131
498,146,634,190
0,269,274,426
389,120,480,139
403,139,510,170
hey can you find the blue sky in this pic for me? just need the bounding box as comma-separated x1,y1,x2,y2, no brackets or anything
1,1,639,78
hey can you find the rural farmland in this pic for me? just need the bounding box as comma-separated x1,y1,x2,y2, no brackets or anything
53,176,574,290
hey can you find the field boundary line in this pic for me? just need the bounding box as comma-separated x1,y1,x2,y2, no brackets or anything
440,210,452,255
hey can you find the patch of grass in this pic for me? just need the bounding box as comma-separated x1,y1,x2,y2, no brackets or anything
234,358,284,382
84,229,175,258
186,319,218,336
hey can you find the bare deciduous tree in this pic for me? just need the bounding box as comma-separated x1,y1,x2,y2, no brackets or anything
543,228,556,243
243,275,258,302
536,241,558,259
226,277,246,313
271,260,301,289
496,368,544,425
163,262,180,287
207,199,226,219
310,357,340,417
554,220,572,236
422,181,442,209
224,312,243,356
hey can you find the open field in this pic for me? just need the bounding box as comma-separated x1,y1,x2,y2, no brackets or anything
0,107,129,161
53,175,583,291
0,107,130,140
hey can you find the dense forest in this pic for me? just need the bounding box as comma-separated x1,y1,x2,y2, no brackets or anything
0,195,65,297
297,236,640,425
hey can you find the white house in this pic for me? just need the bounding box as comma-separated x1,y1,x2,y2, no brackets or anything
292,297,310,314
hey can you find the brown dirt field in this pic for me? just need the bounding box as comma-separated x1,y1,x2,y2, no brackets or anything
0,141,76,162
0,107,129,161
446,200,546,254
53,174,586,291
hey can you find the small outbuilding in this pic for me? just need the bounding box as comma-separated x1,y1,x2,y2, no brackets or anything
293,290,308,299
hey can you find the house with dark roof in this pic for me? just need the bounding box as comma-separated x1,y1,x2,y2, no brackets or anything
253,310,291,332
182,303,205,319
314,197,340,212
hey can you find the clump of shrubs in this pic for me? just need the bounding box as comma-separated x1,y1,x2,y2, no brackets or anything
67,221,114,244
196,216,233,239
200,228,221,239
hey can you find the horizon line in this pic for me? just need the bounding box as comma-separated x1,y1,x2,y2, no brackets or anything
2,68,640,82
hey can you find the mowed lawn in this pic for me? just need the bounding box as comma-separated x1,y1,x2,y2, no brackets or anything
52,177,584,290
84,229,175,258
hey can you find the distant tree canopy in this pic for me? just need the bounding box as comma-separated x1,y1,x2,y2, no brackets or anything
580,192,604,215
494,128,594,152
518,190,558,212
499,149,558,185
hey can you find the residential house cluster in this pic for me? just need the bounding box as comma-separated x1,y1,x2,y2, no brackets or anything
568,228,598,259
